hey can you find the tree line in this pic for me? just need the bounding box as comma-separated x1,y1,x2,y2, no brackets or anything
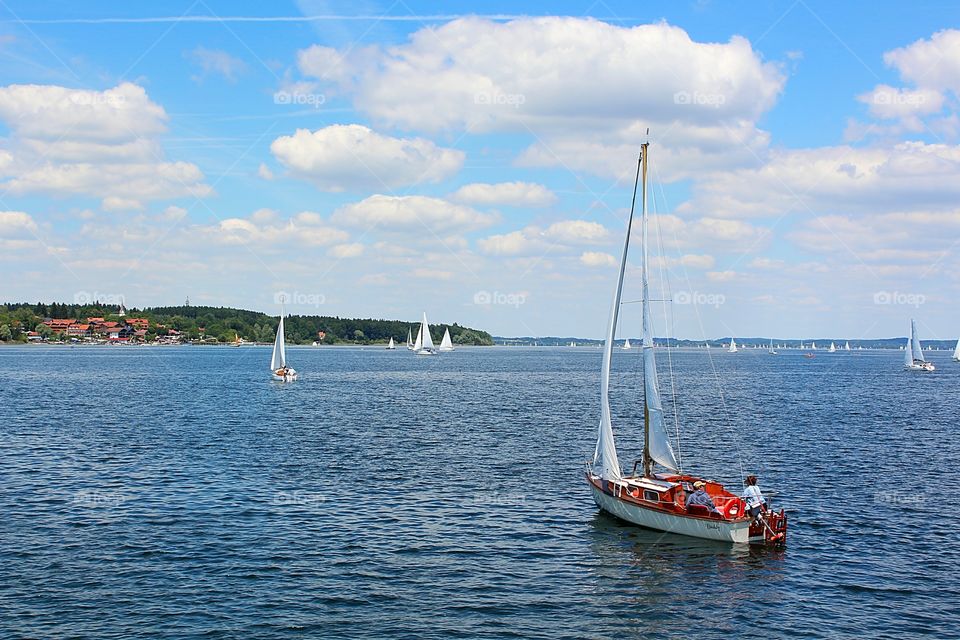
0,302,494,345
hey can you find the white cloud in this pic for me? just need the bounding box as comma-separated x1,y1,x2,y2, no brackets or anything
543,220,610,244
477,229,547,256
706,270,736,282
328,242,364,258
258,163,274,180
580,251,616,268
679,254,715,269
270,124,464,191
0,210,37,236
210,210,349,247
0,82,210,202
884,29,960,94
187,47,247,83
331,194,496,233
102,197,144,212
296,18,785,181
857,84,943,120
450,181,557,207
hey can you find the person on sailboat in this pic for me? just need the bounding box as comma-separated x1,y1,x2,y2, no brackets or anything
742,475,767,519
686,481,720,515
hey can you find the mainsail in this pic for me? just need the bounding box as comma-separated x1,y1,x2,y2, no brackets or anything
911,319,925,362
420,313,435,351
271,315,286,370
440,328,453,351
953,338,960,360
413,325,422,351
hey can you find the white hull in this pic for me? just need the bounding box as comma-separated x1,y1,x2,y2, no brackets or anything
904,362,935,371
272,372,298,381
416,349,437,356
438,347,454,352
590,483,752,543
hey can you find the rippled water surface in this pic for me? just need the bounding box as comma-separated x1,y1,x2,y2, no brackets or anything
1,345,958,638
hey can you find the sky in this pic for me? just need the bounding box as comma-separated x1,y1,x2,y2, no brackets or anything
1,0,959,340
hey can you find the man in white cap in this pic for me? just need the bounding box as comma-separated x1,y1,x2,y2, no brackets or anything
685,480,720,515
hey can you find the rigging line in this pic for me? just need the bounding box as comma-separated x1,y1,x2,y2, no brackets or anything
649,174,682,473
650,162,745,485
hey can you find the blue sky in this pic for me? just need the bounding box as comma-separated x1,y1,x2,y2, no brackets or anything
1,1,958,340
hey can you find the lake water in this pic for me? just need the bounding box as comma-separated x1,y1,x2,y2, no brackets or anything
1,345,957,638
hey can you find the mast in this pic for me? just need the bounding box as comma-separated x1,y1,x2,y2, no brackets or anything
641,142,652,477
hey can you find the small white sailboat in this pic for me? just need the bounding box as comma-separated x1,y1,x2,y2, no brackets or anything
811,341,818,350
904,319,935,371
414,312,437,355
406,327,414,350
439,327,455,352
270,306,297,381
828,342,836,353
845,341,851,351
953,338,960,362
386,337,396,350
768,339,777,355
586,142,786,546
570,341,576,347
728,338,738,353
623,337,632,350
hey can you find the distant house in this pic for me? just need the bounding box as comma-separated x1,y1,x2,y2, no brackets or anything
107,325,135,341
44,319,74,334
86,317,105,323
26,331,42,341
127,318,149,329
67,323,91,337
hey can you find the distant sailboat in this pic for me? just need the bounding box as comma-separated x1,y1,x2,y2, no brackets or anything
386,337,396,350
768,339,777,355
585,142,786,546
728,338,738,353
845,341,851,351
904,319,935,371
439,327,454,352
406,327,414,350
623,337,632,350
414,312,437,355
828,342,836,353
954,338,960,362
570,341,576,347
270,305,297,381
811,342,818,350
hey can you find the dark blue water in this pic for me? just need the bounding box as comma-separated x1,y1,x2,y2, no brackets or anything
1,345,957,638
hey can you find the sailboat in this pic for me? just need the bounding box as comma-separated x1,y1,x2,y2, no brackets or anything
768,339,777,355
728,338,738,353
586,142,786,546
828,342,837,353
413,312,437,355
904,319,935,371
439,327,455,352
270,306,297,381
623,338,632,350
232,332,242,347
570,341,576,347
845,341,851,351
811,341,818,350
386,337,396,350
406,327,414,350
953,338,960,362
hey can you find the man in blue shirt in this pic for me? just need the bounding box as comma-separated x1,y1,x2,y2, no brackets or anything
686,481,720,514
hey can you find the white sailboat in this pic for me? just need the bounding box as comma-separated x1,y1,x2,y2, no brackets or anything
270,306,297,381
586,142,786,546
845,341,851,351
386,337,396,350
570,341,576,347
828,342,836,353
414,312,437,355
768,339,777,355
623,337,632,350
953,338,960,362
728,338,738,353
406,327,414,350
904,319,935,371
811,341,818,350
439,327,455,352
